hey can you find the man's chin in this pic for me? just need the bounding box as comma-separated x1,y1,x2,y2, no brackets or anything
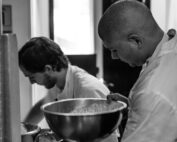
45,84,55,89
129,63,136,67
129,63,142,67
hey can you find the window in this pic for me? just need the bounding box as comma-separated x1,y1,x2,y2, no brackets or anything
53,0,94,55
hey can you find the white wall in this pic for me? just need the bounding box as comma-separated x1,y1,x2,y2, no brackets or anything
151,0,177,32
30,0,49,37
151,0,167,31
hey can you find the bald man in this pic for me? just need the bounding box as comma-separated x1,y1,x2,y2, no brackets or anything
98,0,177,142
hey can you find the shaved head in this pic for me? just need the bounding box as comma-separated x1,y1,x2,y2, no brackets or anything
98,0,163,66
98,0,159,41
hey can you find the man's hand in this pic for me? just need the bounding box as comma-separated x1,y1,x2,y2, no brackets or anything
167,29,176,40
107,93,129,107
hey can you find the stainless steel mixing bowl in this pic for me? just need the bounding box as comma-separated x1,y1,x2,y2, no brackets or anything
41,98,127,142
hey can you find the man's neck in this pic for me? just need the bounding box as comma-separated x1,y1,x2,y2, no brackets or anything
55,68,68,90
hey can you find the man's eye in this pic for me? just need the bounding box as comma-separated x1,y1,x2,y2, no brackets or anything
111,49,118,54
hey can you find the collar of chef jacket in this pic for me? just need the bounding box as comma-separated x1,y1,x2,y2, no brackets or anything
141,33,169,73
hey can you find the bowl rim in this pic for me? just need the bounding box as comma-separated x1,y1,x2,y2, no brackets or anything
41,98,127,116
21,122,41,136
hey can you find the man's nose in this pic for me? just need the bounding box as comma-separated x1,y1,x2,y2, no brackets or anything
111,50,119,59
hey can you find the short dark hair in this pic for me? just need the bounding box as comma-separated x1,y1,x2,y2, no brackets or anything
19,37,69,73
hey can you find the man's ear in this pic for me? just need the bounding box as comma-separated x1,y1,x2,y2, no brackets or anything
128,33,142,49
167,29,176,40
44,65,53,73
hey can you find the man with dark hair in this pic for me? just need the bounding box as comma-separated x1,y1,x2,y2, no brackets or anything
19,37,69,90
98,0,177,142
19,37,118,142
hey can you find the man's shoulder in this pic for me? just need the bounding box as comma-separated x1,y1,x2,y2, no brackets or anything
70,65,109,89
70,65,94,79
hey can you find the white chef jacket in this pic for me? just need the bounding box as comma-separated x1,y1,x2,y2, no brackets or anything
45,65,119,142
122,33,177,142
